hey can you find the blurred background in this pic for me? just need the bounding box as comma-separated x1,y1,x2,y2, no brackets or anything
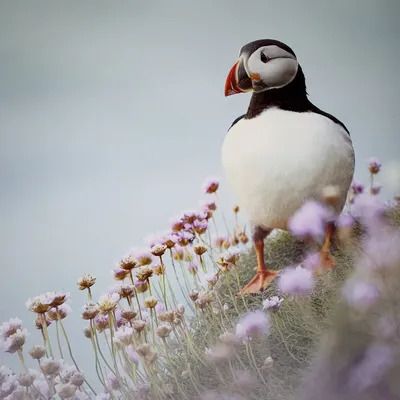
1,0,399,377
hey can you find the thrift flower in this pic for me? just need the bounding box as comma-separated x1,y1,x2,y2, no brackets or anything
235,310,270,340
203,176,219,194
81,302,100,320
98,293,120,315
262,296,284,312
0,318,23,341
28,345,46,360
113,326,133,346
278,266,314,295
77,274,96,290
288,200,335,240
351,179,364,194
342,278,380,311
2,328,29,353
368,157,382,174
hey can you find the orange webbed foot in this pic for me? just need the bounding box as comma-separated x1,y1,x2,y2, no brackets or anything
237,270,279,296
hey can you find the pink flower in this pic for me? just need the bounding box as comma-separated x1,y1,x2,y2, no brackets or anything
126,345,139,365
351,179,364,194
155,302,166,314
342,278,379,310
368,157,382,174
288,200,335,240
203,177,220,194
278,266,314,295
0,318,23,341
262,296,283,312
235,310,270,340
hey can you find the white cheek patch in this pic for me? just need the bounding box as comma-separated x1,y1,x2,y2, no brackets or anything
246,47,298,91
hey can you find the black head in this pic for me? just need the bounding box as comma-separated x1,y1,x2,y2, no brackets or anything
225,39,301,96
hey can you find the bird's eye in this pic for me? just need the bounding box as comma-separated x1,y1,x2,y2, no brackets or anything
260,52,270,63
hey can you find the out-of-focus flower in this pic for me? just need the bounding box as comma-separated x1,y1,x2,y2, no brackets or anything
125,345,139,366
321,185,341,207
134,279,148,293
203,177,220,194
144,296,158,309
219,331,238,347
278,266,314,295
28,345,46,360
112,267,129,281
98,293,120,315
288,200,335,240
2,328,29,353
136,267,153,282
206,273,219,288
128,248,153,267
188,290,199,301
119,253,137,271
113,326,133,346
83,326,92,339
158,311,175,324
262,296,284,312
187,263,198,276
0,318,23,341
223,248,241,265
121,309,137,322
235,310,270,340
48,291,70,307
17,371,35,387
193,219,208,234
152,263,165,276
368,157,382,174
56,383,77,399
351,179,364,195
81,302,100,320
349,343,393,391
151,244,167,257
205,343,235,363
156,324,172,338
371,184,382,195
261,356,274,369
77,274,96,290
47,304,71,321
26,295,53,314
155,302,165,314
116,283,135,299
95,315,109,332
133,320,146,333
342,278,380,311
40,358,60,375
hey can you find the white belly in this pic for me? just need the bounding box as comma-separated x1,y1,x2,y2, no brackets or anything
221,108,355,229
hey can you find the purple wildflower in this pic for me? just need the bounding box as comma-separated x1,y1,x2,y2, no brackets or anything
368,157,382,174
351,179,364,195
288,200,335,240
278,266,314,295
193,219,208,234
262,296,284,312
336,213,354,228
235,310,270,340
0,318,23,341
203,176,220,194
341,278,379,310
155,302,166,314
349,343,393,391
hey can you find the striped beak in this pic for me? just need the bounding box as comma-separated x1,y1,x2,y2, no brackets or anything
224,59,252,96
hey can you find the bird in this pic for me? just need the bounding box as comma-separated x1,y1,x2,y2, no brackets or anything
221,39,355,296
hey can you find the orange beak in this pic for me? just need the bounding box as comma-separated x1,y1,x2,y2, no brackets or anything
224,60,241,96
224,59,253,97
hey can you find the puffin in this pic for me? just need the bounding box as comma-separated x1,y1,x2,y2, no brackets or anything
221,39,355,296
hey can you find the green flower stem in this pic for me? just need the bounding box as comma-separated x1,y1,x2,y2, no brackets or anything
40,313,54,359
55,320,64,359
17,349,28,372
58,318,97,395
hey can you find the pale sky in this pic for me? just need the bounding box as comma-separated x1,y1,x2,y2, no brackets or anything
1,0,399,378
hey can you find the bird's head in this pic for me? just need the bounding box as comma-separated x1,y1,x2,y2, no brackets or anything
224,39,299,96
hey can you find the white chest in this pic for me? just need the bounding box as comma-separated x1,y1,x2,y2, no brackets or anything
221,108,355,229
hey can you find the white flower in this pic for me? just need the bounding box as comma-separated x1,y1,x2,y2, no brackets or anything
262,296,284,312
0,318,23,341
98,293,120,314
2,328,29,353
113,326,134,346
56,383,77,399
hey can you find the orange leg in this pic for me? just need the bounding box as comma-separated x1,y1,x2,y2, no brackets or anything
319,222,335,271
237,239,279,296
